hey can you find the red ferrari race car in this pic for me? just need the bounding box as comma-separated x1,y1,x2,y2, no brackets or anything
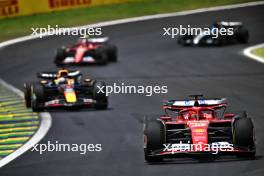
143,95,256,163
54,37,118,66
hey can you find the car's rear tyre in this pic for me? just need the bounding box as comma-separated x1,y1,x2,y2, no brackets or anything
24,82,32,108
94,47,108,65
31,83,45,112
235,27,249,43
213,37,223,46
177,35,192,46
93,81,108,110
106,44,118,62
144,119,165,163
233,117,255,158
54,47,66,67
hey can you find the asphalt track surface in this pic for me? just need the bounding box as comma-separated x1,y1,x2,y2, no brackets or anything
0,4,264,176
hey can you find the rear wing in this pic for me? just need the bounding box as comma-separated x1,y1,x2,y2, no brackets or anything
87,37,109,43
163,98,227,109
219,21,243,27
37,70,82,79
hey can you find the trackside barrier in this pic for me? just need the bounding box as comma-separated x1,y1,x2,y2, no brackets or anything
0,0,131,19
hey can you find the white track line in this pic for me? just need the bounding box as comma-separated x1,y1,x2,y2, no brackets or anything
243,43,264,64
0,0,263,168
0,1,263,46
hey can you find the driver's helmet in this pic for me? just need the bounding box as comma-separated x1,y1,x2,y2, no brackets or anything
212,21,222,29
189,110,198,120
77,35,90,45
182,110,198,120
57,77,67,85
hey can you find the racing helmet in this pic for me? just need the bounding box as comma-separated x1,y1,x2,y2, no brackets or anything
78,35,90,45
188,110,198,120
181,110,198,120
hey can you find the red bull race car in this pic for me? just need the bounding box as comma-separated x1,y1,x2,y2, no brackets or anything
144,95,256,163
54,37,118,66
24,69,108,112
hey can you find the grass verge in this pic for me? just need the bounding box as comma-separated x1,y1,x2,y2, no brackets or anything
251,47,264,59
0,0,262,42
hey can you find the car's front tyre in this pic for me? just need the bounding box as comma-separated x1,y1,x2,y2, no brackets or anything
232,117,255,158
144,119,165,163
24,82,32,108
93,81,108,110
31,83,45,112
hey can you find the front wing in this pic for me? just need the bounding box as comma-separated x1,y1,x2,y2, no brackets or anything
146,142,255,157
43,98,96,108
63,56,96,64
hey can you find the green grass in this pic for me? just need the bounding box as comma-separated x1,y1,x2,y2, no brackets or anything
252,47,264,59
0,0,261,42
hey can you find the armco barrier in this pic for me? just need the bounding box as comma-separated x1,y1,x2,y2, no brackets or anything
0,0,130,19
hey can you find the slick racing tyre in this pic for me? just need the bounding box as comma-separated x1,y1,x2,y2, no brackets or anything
54,47,66,67
94,47,108,65
93,81,108,110
232,117,255,158
106,44,118,62
24,82,32,108
177,35,192,46
31,83,45,112
213,37,223,46
235,27,249,43
144,119,165,163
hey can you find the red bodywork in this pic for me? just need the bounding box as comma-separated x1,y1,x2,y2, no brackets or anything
144,98,255,162
149,99,253,156
66,42,101,63
161,103,235,153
